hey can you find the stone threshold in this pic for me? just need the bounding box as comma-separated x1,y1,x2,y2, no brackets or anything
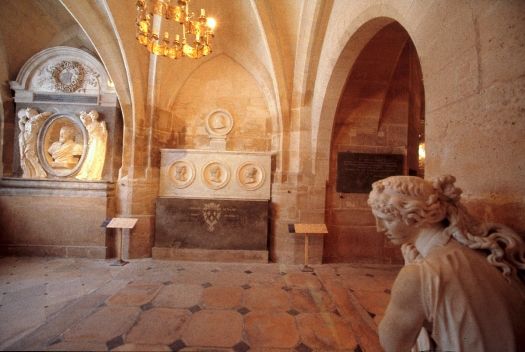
152,247,268,263
0,244,108,259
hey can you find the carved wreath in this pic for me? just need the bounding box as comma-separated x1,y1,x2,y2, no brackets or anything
51,61,85,93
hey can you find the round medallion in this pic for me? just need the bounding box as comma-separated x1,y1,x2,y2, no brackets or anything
205,110,234,137
202,161,231,190
237,162,265,190
169,160,196,188
51,61,85,93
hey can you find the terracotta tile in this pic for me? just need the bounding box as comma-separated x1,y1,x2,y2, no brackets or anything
126,308,190,345
245,312,299,348
284,272,322,290
106,284,161,306
296,312,358,350
181,310,243,347
44,340,108,351
210,271,249,287
289,289,335,313
152,284,203,308
352,290,391,317
243,287,289,311
113,343,171,351
202,286,243,309
63,306,140,342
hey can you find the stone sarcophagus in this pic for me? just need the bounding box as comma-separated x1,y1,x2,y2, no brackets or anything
154,147,272,263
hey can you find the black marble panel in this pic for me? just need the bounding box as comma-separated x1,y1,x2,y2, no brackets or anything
155,198,268,250
336,152,403,193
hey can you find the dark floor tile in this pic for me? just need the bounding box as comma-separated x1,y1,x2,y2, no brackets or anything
169,339,186,351
141,302,154,311
237,307,250,315
233,341,250,352
189,305,201,313
287,309,300,316
295,342,313,352
106,335,124,350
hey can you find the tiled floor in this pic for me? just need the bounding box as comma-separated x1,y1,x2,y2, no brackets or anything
0,257,400,351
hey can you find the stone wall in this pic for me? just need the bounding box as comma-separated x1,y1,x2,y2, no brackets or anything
0,178,115,258
156,54,273,153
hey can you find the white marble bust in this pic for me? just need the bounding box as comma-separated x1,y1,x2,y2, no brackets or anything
47,125,83,169
368,175,525,352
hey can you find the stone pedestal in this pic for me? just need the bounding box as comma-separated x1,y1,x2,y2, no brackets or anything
0,177,115,258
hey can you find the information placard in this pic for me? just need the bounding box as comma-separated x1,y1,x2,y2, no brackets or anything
336,152,403,193
294,223,328,234
106,218,138,229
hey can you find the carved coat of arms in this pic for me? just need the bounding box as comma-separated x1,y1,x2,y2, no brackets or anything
203,202,221,232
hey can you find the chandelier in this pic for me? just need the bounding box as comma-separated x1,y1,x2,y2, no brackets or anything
136,0,216,59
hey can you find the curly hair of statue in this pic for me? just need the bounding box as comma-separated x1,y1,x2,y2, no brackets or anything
368,175,525,282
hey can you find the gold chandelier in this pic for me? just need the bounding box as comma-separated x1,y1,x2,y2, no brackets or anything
136,0,216,59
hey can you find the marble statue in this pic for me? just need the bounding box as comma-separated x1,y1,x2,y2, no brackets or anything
368,175,525,352
18,108,51,178
76,110,107,180
48,125,83,169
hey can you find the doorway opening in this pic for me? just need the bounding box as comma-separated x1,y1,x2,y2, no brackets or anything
324,22,425,263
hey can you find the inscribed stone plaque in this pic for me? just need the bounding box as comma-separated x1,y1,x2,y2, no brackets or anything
336,152,403,193
155,198,268,250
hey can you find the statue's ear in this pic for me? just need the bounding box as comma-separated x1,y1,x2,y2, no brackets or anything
405,214,420,226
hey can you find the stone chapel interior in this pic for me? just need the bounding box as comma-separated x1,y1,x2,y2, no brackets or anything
0,1,523,268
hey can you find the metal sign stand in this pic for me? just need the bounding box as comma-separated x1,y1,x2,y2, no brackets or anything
289,223,328,272
106,218,138,266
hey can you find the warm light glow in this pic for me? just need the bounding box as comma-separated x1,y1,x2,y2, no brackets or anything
107,79,114,88
206,17,216,31
418,143,426,160
135,0,216,60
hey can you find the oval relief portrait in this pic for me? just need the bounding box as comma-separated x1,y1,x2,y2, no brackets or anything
202,161,231,190
37,114,88,177
237,162,265,190
169,160,196,188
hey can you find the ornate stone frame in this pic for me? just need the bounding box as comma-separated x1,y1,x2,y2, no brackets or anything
10,46,117,106
37,113,88,178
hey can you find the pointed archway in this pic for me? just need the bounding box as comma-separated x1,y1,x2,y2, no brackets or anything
323,22,425,263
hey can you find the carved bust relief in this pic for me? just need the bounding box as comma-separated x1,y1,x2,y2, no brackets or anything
169,160,196,188
237,162,265,190
202,161,230,190
205,110,234,137
37,114,88,177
